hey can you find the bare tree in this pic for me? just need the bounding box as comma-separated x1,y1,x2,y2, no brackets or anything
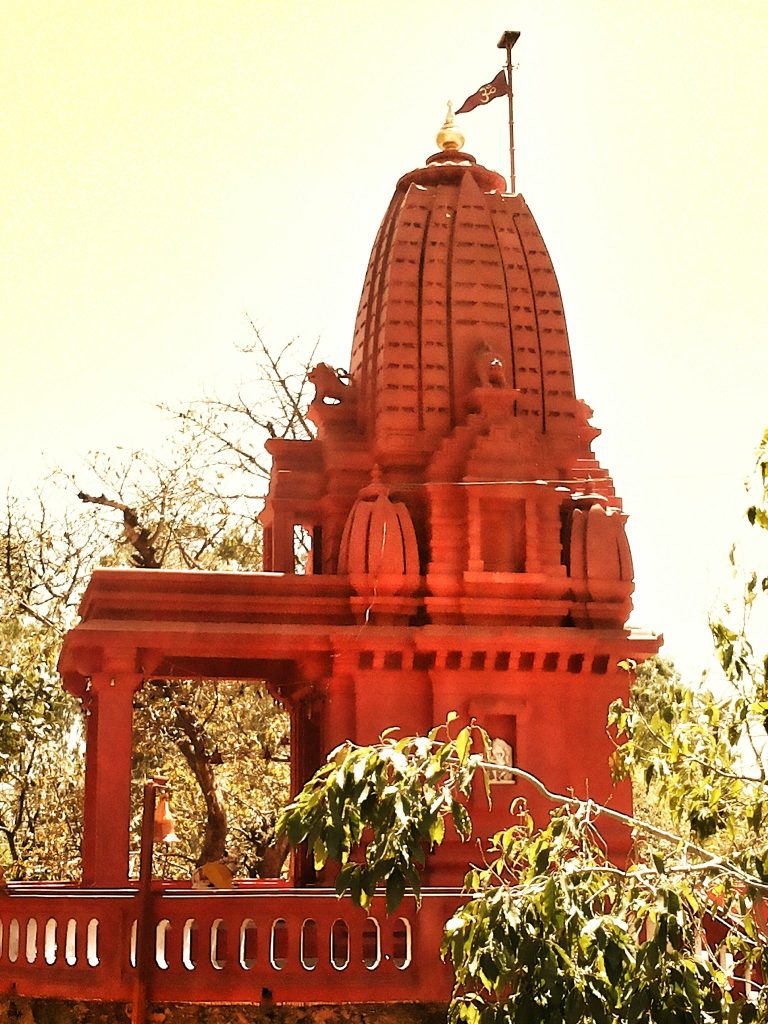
0,325,317,877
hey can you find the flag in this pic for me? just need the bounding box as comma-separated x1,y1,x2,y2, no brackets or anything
456,70,508,115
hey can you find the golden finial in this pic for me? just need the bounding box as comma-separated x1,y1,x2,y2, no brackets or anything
436,102,465,152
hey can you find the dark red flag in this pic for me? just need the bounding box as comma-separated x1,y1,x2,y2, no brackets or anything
456,69,509,114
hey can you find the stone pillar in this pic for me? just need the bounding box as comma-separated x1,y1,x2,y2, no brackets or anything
271,502,295,572
81,672,141,888
323,651,357,752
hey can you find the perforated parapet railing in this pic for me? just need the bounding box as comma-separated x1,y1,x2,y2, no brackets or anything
0,886,458,1004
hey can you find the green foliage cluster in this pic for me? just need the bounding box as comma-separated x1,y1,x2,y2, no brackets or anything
131,678,290,879
281,714,766,1022
610,658,768,867
0,622,82,878
445,807,727,1024
279,718,481,912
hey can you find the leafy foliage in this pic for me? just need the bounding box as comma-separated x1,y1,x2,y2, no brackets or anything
282,718,766,1022
444,807,732,1024
610,658,768,859
0,622,82,878
610,430,768,873
130,678,290,878
278,717,484,912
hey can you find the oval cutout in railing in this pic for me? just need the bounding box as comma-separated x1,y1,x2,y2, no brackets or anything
362,918,381,970
44,919,57,965
155,919,171,970
300,919,318,970
65,919,77,967
270,919,287,970
8,919,19,964
210,918,227,971
182,918,197,971
239,918,257,970
330,919,350,971
392,918,412,970
86,918,99,967
25,918,38,964
129,920,137,968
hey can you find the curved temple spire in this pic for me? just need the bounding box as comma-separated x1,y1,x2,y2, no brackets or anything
349,142,576,458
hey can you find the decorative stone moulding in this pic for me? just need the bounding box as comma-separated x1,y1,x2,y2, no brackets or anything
568,500,633,583
337,473,421,613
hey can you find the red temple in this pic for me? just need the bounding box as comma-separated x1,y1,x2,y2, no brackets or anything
0,113,659,1012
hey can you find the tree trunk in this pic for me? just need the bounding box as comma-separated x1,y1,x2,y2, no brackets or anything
256,834,290,878
152,681,228,866
173,701,228,865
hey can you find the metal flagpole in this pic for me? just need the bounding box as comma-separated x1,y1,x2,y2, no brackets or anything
497,30,521,194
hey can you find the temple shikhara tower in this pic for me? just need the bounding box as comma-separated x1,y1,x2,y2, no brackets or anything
1,101,658,1013
259,111,659,861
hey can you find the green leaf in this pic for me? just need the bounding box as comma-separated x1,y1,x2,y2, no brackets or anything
451,802,472,840
429,813,445,846
604,940,623,985
534,843,550,875
312,836,328,871
455,726,472,764
386,868,406,913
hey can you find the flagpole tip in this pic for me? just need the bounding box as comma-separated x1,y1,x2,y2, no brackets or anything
436,102,465,152
497,30,521,50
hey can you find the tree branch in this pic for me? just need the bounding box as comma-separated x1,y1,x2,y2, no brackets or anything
77,491,162,568
478,758,768,894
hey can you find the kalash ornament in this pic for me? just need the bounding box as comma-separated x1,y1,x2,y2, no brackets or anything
435,102,465,151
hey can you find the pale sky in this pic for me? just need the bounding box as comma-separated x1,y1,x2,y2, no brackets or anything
2,0,767,678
